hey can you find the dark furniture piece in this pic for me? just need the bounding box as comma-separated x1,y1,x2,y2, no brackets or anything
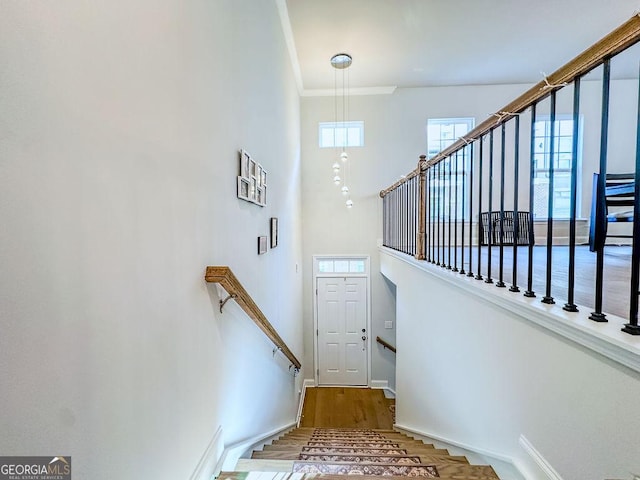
479,211,532,246
589,173,635,252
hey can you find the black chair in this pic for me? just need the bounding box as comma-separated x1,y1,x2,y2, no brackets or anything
589,173,635,252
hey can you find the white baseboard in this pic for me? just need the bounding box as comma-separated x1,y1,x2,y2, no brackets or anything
371,380,396,398
214,422,296,476
395,424,514,464
190,425,224,480
519,435,563,480
297,379,316,426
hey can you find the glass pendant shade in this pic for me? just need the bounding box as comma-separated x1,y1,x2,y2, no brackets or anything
333,175,341,185
346,199,353,208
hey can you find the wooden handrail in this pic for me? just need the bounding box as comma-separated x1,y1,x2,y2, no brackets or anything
205,266,301,370
380,14,640,198
376,336,396,353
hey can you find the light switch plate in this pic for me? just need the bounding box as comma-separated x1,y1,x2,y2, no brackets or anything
384,320,393,329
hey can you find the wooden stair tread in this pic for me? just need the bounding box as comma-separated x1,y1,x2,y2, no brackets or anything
247,425,499,479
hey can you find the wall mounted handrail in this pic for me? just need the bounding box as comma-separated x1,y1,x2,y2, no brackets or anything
380,14,640,198
205,266,302,370
376,336,396,353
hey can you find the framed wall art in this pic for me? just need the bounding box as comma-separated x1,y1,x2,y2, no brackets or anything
258,236,268,255
270,217,278,248
237,149,267,207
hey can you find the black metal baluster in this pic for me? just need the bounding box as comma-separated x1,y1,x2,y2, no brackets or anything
564,78,581,312
413,177,417,255
438,160,447,268
401,183,405,253
453,151,459,272
525,104,537,298
447,156,453,269
426,167,431,262
510,116,521,293
468,142,475,277
486,129,495,284
542,90,557,304
497,122,507,288
460,148,466,275
476,137,484,280
436,162,441,266
433,166,437,263
430,167,435,263
623,63,640,335
590,59,611,322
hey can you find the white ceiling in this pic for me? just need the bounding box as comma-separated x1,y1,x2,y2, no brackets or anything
284,0,640,93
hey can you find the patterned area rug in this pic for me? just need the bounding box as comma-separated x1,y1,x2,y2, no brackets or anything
306,441,401,448
301,446,409,455
292,461,438,477
298,454,422,464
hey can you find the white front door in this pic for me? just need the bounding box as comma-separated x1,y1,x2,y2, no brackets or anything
317,276,368,385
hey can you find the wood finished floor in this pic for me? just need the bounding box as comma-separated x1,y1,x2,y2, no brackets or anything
428,245,635,320
299,388,394,429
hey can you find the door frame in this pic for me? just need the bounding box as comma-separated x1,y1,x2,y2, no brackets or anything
312,255,371,387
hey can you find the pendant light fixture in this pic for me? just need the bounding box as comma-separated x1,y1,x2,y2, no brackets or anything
330,52,354,209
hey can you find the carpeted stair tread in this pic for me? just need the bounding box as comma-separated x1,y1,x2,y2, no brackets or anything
276,437,431,445
218,472,498,480
260,445,410,453
252,450,469,464
219,473,422,480
301,446,409,455
275,440,405,448
292,460,439,477
297,454,423,464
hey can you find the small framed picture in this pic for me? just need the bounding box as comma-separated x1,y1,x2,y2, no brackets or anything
261,169,267,187
270,217,278,248
250,177,257,201
237,177,250,200
257,165,263,187
258,236,268,255
240,150,251,179
250,159,256,177
256,187,264,205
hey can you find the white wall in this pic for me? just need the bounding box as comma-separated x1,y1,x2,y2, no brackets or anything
0,1,303,479
381,249,640,480
301,84,530,389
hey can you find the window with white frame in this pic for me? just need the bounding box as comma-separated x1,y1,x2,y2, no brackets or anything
427,117,475,220
532,116,582,219
319,121,364,148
